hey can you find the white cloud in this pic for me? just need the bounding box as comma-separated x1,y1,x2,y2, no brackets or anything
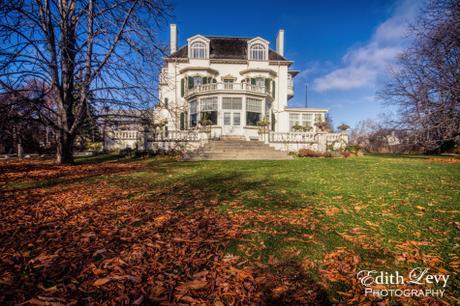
311,0,421,92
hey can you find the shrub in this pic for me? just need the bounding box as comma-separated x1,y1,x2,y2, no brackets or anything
119,147,133,157
297,149,324,158
341,151,352,158
292,124,312,132
86,142,102,152
344,145,364,157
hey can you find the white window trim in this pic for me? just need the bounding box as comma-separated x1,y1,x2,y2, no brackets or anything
187,35,210,59
190,41,207,59
247,37,269,61
249,43,266,61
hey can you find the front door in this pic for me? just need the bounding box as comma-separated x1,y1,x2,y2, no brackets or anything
222,112,242,135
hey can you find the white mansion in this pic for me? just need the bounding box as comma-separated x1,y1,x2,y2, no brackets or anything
157,24,328,138
105,25,347,154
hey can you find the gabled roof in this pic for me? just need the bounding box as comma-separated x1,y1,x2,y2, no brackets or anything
167,36,288,61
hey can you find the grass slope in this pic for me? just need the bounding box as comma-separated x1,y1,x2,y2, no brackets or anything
1,155,459,304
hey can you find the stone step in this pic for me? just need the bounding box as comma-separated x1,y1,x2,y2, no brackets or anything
191,152,292,160
220,136,246,141
205,145,272,150
201,148,282,153
190,155,292,161
188,139,291,160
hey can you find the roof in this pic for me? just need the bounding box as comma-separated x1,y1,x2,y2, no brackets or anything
167,36,288,61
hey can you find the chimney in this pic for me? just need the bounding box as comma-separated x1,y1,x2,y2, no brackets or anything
170,24,177,54
276,29,284,56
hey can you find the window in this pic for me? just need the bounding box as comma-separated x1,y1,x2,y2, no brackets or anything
255,78,265,88
180,112,185,130
222,97,242,110
200,96,218,112
224,112,241,126
200,97,218,125
223,79,234,89
246,98,262,126
250,43,266,61
302,114,313,130
233,112,241,125
289,113,316,131
289,113,300,131
181,78,185,97
164,98,168,108
224,112,231,126
190,41,207,59
315,114,323,123
190,100,197,127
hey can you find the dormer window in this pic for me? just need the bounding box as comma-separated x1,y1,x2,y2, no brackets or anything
247,37,269,61
250,44,266,61
190,41,207,59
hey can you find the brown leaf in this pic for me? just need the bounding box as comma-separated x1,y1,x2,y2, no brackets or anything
93,277,112,287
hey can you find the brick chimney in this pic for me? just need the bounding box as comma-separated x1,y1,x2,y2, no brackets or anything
276,29,284,56
170,24,177,54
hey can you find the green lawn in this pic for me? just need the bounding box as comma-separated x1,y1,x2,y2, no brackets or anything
108,155,460,302
2,154,459,304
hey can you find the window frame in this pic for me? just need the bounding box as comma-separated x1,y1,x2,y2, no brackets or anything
190,41,207,59
249,43,266,61
246,98,263,126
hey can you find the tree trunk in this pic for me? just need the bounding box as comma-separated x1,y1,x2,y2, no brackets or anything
56,130,75,164
17,142,23,159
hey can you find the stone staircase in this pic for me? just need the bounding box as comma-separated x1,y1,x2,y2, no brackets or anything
188,136,292,160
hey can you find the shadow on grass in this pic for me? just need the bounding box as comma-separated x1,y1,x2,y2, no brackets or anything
0,158,400,304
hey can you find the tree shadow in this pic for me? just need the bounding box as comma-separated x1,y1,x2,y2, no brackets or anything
0,159,394,304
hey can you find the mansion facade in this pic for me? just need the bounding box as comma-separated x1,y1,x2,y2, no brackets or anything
104,25,347,154
155,24,328,139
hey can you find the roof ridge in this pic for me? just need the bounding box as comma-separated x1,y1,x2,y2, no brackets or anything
205,35,252,40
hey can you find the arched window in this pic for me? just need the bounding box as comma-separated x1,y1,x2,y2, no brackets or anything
190,41,206,59
250,44,266,61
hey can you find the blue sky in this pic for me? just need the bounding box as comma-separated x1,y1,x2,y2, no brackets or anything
163,0,424,127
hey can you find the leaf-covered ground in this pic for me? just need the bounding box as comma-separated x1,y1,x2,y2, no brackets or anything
0,155,459,305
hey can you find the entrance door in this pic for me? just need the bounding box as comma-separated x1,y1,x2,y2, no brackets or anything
223,112,242,135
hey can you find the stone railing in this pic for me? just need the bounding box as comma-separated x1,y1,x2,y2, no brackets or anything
148,130,208,142
265,132,317,143
113,130,139,140
185,82,270,97
260,131,349,152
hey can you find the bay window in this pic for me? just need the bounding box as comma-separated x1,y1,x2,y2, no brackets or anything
246,98,262,126
222,97,242,110
200,96,218,125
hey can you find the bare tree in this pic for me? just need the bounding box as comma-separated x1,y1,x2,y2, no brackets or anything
0,80,54,156
0,0,171,163
379,0,460,153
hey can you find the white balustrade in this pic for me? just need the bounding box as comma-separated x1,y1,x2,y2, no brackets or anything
266,132,346,144
113,130,139,140
268,132,317,143
185,82,270,97
149,130,207,142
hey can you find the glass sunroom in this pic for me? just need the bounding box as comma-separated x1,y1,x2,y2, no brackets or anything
184,95,270,136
